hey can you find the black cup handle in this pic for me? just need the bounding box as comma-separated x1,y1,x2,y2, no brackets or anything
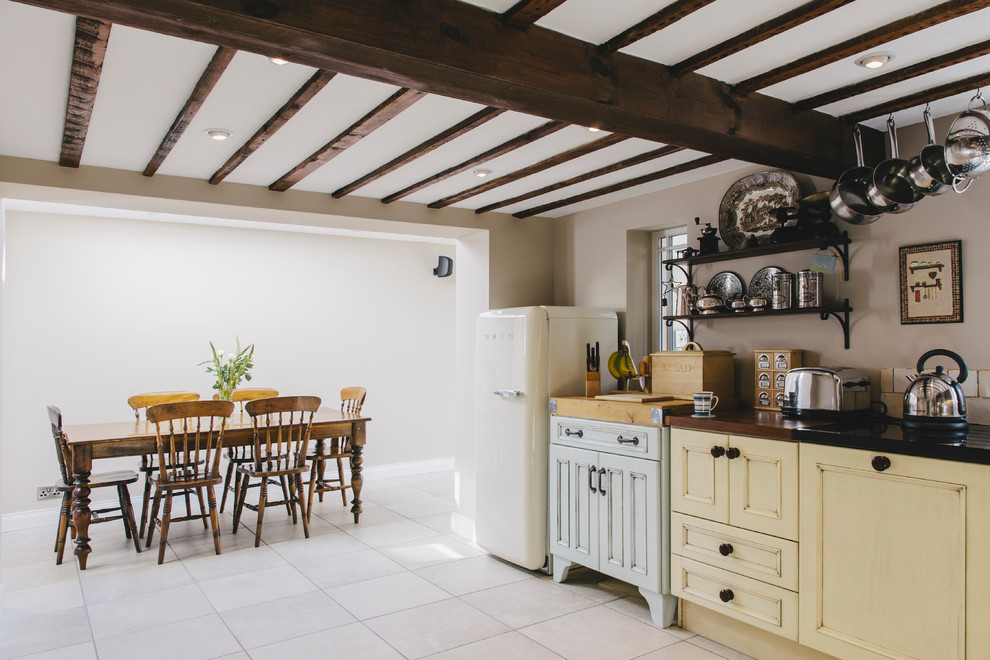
916,349,968,383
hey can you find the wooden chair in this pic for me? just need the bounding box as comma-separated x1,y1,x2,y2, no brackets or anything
307,387,365,522
215,388,280,513
47,405,141,564
144,400,234,564
127,391,201,538
233,396,321,547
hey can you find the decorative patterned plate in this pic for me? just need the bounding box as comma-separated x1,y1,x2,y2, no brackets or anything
718,171,801,249
707,271,744,301
749,266,786,301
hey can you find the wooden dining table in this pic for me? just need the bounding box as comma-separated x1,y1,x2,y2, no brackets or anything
64,407,370,569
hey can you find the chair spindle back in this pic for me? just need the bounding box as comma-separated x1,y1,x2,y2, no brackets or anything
245,396,321,472
147,401,234,484
340,387,366,415
128,391,200,420
47,405,72,485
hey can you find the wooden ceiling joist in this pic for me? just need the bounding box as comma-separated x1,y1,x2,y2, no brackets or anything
143,46,235,176
841,70,990,124
475,144,684,214
796,39,990,111
670,0,854,76
734,0,990,95
501,0,567,28
210,69,336,185
598,0,717,54
60,17,111,169
331,106,505,199
381,120,567,204
428,133,628,209
17,0,876,178
513,154,728,219
269,87,424,192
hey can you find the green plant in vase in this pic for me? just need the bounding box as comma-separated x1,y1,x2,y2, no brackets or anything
200,339,254,401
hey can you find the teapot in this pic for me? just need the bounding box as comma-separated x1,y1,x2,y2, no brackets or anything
903,349,968,435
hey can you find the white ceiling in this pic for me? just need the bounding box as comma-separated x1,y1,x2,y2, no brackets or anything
1,0,987,218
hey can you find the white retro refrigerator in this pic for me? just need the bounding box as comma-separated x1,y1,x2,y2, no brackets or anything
474,306,617,571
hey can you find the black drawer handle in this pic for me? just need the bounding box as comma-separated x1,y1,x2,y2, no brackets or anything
718,543,734,557
617,435,640,446
725,447,740,460
719,588,734,603
598,467,606,496
589,465,597,493
710,446,725,458
565,428,583,438
872,456,891,472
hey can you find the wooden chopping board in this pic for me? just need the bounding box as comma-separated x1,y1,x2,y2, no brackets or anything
594,393,675,403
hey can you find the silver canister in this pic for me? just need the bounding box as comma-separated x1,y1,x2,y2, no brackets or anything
797,269,823,308
771,272,793,310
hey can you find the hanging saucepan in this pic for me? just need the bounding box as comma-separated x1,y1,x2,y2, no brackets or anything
907,105,960,196
829,125,882,225
945,90,990,191
867,115,923,214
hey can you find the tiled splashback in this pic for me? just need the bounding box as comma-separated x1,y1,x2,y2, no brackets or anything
879,368,990,424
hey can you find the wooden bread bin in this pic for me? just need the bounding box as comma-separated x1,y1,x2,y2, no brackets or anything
649,341,735,403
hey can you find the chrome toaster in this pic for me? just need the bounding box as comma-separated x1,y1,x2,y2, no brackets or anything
780,367,872,419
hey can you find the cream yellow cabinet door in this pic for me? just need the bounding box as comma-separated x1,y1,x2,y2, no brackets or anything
799,443,990,660
549,444,599,568
671,428,729,523
727,435,798,541
598,452,661,592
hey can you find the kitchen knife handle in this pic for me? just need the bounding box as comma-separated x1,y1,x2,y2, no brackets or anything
589,465,597,493
493,390,522,398
598,467,606,496
565,428,584,438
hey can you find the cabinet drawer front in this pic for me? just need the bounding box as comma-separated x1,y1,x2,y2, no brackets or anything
552,416,660,460
671,513,797,591
727,435,799,541
672,555,798,641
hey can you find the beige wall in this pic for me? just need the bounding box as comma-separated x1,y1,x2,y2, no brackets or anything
556,117,990,410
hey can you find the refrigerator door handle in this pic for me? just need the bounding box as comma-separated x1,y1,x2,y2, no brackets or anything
493,390,523,398
589,465,597,493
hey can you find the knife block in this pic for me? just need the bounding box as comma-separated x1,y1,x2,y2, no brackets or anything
585,371,601,398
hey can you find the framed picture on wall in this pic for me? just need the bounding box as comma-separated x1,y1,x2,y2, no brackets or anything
899,240,962,324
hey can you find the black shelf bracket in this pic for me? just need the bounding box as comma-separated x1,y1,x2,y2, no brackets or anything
819,298,852,349
664,317,694,343
819,232,850,281
664,260,691,283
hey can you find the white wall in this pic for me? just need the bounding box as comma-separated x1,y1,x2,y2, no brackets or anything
2,209,456,514
556,117,990,407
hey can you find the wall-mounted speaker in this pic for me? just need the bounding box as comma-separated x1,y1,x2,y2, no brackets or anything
433,256,453,278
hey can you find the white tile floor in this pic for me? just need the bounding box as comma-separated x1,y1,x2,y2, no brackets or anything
0,470,754,659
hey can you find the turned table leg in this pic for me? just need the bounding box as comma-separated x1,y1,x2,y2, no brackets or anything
70,444,94,570
349,421,365,523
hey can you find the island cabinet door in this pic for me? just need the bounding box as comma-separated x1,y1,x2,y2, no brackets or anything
726,435,798,541
549,444,599,568
598,452,661,592
671,428,729,524
799,443,990,660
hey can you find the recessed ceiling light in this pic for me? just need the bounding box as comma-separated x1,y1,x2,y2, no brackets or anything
587,126,601,132
855,52,894,70
472,168,493,178
205,129,232,141
269,57,289,66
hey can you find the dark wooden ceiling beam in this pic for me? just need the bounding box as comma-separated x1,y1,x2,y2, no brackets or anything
796,39,990,111
841,70,990,123
60,17,111,168
734,0,990,95
599,0,718,54
143,46,235,176
476,144,684,214
514,154,728,219
331,106,505,198
210,69,336,185
381,120,567,204
671,0,855,76
269,87,424,192
17,0,880,178
502,0,567,28
429,133,628,209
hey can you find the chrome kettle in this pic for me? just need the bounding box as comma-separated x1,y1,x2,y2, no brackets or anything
903,349,968,434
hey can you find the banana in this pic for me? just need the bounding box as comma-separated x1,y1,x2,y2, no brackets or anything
607,350,624,379
610,341,638,379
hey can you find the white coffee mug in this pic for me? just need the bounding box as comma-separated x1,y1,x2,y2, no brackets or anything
693,391,718,416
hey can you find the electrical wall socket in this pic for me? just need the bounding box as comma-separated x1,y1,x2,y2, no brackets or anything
37,486,60,500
